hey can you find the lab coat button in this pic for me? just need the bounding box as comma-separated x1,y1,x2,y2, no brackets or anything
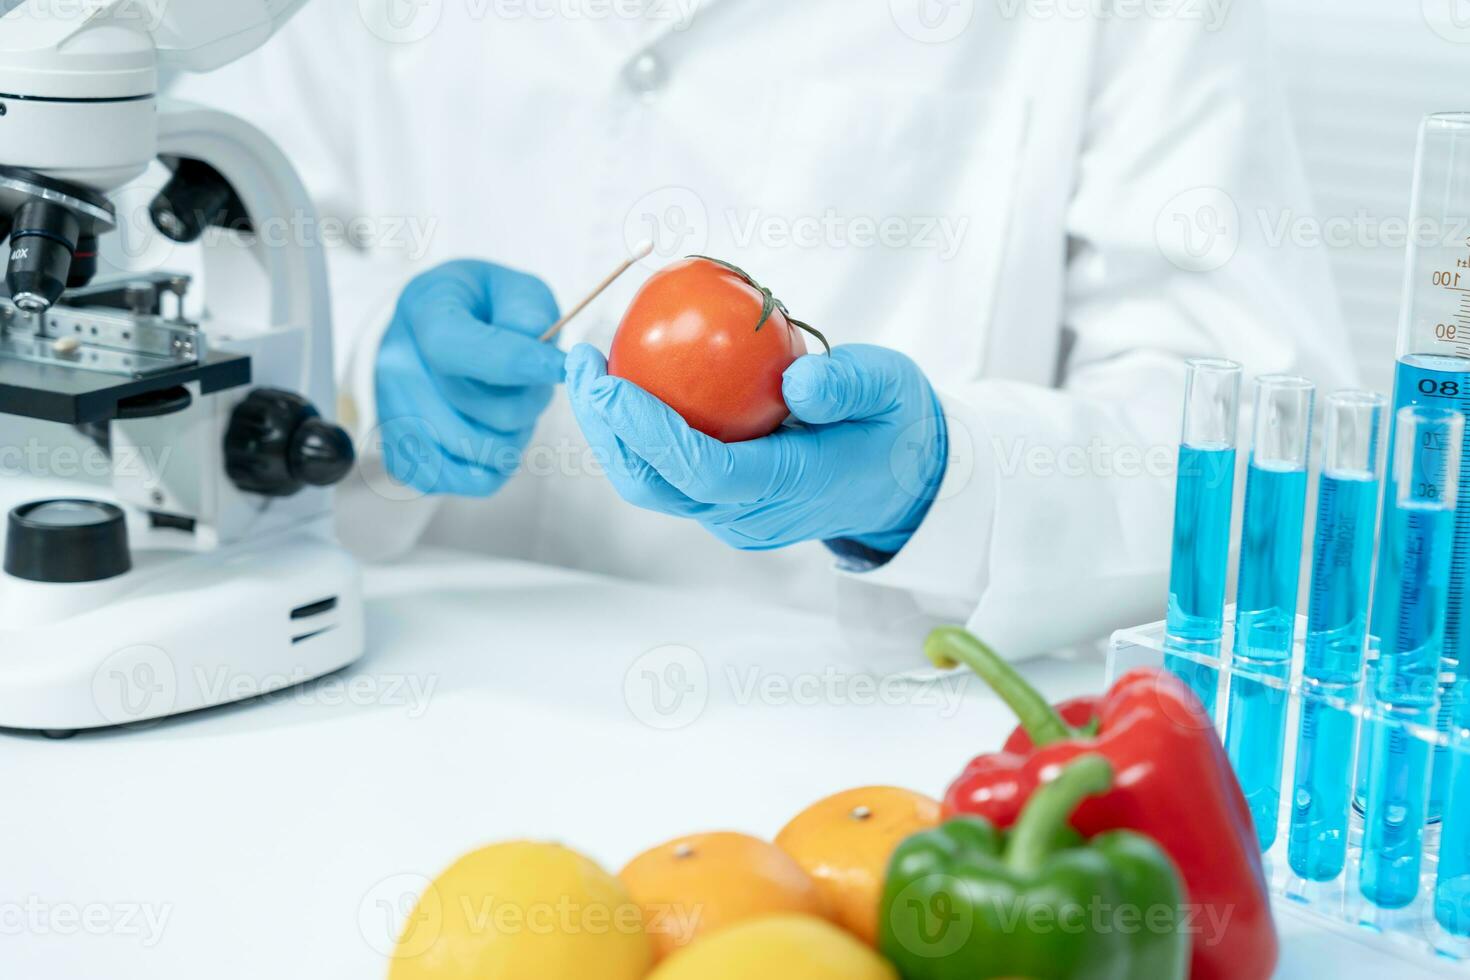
624,52,668,96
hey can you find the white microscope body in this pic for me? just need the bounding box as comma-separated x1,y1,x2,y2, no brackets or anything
0,0,365,733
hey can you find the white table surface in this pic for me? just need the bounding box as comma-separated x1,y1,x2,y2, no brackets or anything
0,550,1449,979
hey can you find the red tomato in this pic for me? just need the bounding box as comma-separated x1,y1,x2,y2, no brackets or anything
608,257,818,443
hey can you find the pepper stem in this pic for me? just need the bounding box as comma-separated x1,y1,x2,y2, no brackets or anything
925,627,1075,747
1005,754,1114,876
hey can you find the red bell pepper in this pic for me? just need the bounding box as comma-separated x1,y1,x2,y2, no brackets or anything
928,627,1276,980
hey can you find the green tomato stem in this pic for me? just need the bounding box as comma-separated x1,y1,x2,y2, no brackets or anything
686,255,829,354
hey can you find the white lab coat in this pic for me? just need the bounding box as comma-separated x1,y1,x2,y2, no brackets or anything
171,0,1355,663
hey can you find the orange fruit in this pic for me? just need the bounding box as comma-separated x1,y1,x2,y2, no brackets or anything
774,786,942,945
619,831,831,961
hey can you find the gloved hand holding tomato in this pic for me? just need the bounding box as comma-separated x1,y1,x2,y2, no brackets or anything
567,257,949,555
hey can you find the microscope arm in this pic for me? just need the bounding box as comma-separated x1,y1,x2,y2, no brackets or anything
0,0,309,81
0,0,314,307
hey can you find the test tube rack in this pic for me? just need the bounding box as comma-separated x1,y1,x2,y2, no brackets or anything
1109,609,1470,971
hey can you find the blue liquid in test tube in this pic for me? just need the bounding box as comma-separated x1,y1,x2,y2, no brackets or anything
1165,359,1242,717
1224,375,1315,851
1288,391,1386,881
1361,405,1463,910
1437,696,1470,935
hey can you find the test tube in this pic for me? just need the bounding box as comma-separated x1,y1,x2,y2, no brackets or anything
1287,391,1386,881
1224,375,1315,851
1164,358,1242,716
1361,405,1463,910
1437,696,1470,936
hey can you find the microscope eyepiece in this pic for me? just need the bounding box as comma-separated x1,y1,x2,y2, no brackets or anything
6,198,82,313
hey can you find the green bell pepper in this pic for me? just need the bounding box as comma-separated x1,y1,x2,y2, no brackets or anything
878,755,1188,980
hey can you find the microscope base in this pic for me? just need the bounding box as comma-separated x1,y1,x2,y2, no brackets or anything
0,529,365,732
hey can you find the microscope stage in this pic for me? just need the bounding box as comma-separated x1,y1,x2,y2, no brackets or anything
0,351,250,424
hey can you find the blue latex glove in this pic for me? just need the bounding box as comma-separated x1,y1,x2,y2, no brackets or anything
566,342,948,555
375,260,564,496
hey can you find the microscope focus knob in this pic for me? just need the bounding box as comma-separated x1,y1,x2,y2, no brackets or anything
225,389,356,497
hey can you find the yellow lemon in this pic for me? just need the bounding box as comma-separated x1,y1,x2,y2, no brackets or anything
388,841,652,980
648,915,898,980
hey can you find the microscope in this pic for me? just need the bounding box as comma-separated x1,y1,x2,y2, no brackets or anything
0,0,365,733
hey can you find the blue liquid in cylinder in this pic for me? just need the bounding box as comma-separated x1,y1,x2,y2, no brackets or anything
1165,444,1237,716
1288,471,1379,880
1367,355,1470,819
1225,459,1309,851
1362,503,1454,908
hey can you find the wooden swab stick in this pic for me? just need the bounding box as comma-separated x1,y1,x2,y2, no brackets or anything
539,239,655,342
